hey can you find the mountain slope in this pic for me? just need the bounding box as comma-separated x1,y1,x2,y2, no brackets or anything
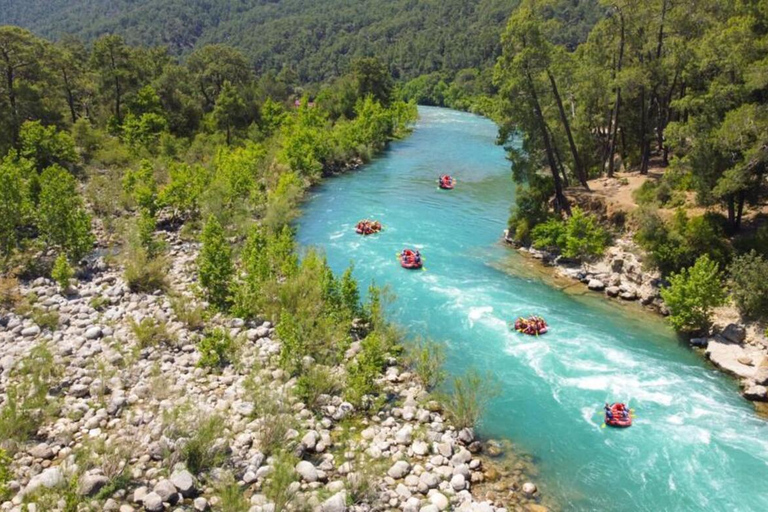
0,0,602,82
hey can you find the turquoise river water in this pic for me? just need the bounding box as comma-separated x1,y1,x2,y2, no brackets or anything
296,107,768,511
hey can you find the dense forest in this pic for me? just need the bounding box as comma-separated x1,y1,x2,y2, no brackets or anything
497,0,768,332
0,0,603,84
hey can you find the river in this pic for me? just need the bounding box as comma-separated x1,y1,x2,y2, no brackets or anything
296,106,768,511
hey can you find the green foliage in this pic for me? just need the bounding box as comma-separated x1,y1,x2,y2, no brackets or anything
182,415,228,475
635,209,731,275
129,317,174,348
197,328,236,369
264,451,298,512
159,162,209,220
30,308,59,332
0,448,11,501
51,253,73,290
531,208,607,259
122,160,158,215
728,251,768,320
444,368,500,429
660,255,726,333
295,365,340,412
409,338,446,391
0,154,32,256
37,165,94,261
198,215,234,310
340,266,360,317
122,217,169,293
19,121,78,172
562,208,609,259
346,332,388,407
0,344,59,451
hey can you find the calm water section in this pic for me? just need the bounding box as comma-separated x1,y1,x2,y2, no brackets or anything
296,106,768,511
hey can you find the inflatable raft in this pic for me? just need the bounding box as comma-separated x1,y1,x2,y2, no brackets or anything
438,175,455,190
355,220,382,235
400,249,423,269
605,403,632,428
513,315,548,336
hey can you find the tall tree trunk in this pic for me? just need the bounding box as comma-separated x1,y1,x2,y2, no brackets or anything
4,59,19,146
62,68,78,124
109,47,122,123
526,69,571,216
736,192,745,231
547,69,588,188
727,196,735,231
605,10,625,178
548,125,570,188
640,86,651,175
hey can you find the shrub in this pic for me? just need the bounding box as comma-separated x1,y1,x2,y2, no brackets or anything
0,448,11,501
182,415,228,475
635,208,731,275
170,295,206,330
30,308,59,332
728,250,768,319
38,165,94,261
507,177,552,245
531,218,566,252
562,208,608,259
444,368,500,429
197,329,236,369
346,332,387,407
263,451,298,511
531,208,607,259
295,365,340,411
122,160,158,215
0,155,32,257
51,253,73,291
122,218,168,293
0,344,59,452
247,386,295,456
19,121,78,171
129,317,175,348
0,275,21,310
409,339,446,391
660,255,726,333
198,215,234,310
216,476,250,512
89,296,111,311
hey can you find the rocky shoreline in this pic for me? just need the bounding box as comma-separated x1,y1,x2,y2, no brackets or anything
503,230,768,406
0,227,546,512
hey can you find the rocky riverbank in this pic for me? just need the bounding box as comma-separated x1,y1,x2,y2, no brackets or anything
503,231,768,405
0,228,546,512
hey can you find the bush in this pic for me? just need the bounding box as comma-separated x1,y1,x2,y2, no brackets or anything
0,275,21,310
170,295,206,330
263,451,298,511
562,208,608,259
346,332,387,407
728,250,768,319
660,255,726,333
30,308,59,332
635,208,731,275
197,329,236,369
198,215,234,310
295,365,340,411
19,121,78,171
0,155,32,257
444,368,500,429
0,448,11,501
129,317,175,348
531,208,607,259
51,253,73,291
0,344,59,452
182,415,228,475
531,218,567,251
409,338,446,391
38,165,94,261
122,216,169,293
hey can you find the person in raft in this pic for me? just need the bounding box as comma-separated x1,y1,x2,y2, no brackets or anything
604,403,613,421
414,250,421,265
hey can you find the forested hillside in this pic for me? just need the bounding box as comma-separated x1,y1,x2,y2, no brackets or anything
0,0,602,82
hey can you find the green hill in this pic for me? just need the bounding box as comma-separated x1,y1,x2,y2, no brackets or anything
0,0,602,82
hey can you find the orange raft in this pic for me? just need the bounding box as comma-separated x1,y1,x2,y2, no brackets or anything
605,402,632,428
513,315,548,335
355,220,382,235
438,175,455,190
399,248,423,269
